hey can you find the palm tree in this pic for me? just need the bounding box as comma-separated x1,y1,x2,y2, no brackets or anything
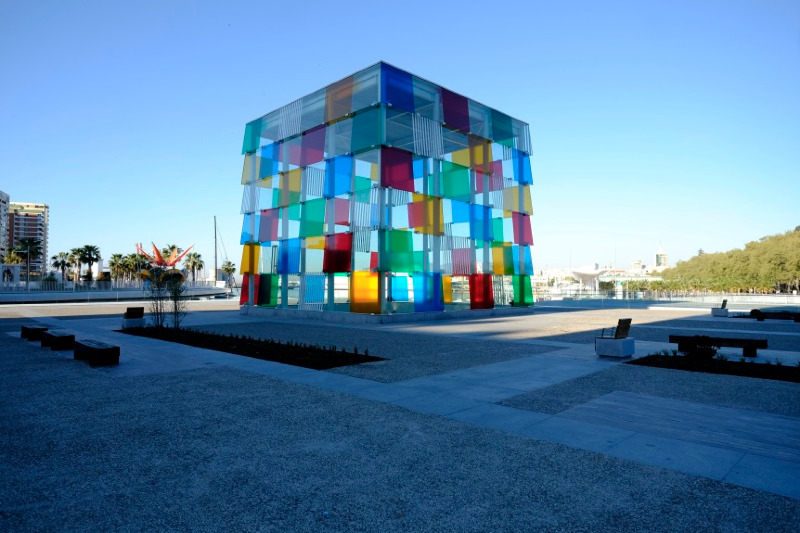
221,260,236,288
4,251,24,265
161,244,183,264
79,245,101,281
69,247,83,282
51,252,72,283
16,238,42,289
183,252,204,284
108,253,124,283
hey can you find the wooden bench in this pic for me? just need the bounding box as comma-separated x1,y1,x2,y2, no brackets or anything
21,325,48,341
669,335,768,358
74,340,120,367
41,330,75,351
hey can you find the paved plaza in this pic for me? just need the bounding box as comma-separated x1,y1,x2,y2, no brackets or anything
1,300,799,531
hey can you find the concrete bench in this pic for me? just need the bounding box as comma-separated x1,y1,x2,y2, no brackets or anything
21,325,48,341
74,340,120,367
596,318,634,358
41,330,75,351
711,299,728,317
121,307,145,329
669,335,768,358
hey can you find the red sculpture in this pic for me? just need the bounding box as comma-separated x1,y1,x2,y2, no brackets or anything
136,243,194,267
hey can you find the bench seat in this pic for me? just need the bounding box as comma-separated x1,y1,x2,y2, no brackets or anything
41,330,75,351
74,339,120,367
669,335,767,358
21,325,48,341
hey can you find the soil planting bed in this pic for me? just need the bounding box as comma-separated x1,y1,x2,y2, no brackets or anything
121,327,385,370
628,354,800,383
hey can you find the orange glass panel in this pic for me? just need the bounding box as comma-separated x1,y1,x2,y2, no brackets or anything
350,271,381,314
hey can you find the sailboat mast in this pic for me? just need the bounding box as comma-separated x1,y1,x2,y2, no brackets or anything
214,216,218,284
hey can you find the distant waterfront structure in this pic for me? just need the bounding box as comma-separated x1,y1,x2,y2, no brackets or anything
0,190,9,257
237,62,534,313
654,245,669,272
9,202,49,275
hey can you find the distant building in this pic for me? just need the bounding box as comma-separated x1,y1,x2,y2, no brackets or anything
653,245,669,272
9,202,49,275
0,190,9,257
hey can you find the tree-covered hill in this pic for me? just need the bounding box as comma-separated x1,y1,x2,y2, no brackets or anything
660,227,800,292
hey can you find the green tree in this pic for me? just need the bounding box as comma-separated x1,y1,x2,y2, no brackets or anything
69,247,83,282
107,253,125,283
51,252,72,282
79,245,102,281
15,238,42,288
183,252,204,284
4,251,24,265
221,260,236,288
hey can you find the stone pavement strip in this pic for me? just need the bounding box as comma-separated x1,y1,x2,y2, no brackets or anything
6,308,800,502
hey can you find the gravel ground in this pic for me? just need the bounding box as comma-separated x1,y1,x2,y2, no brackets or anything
193,321,555,383
501,363,800,417
2,336,799,532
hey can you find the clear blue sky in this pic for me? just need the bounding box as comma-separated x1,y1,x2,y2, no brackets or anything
2,0,798,273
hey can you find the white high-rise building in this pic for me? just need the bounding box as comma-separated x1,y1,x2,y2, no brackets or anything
9,202,49,275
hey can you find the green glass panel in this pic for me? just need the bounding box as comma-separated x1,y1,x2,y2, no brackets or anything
512,274,534,306
381,230,414,272
257,273,279,307
287,203,301,220
353,175,372,193
300,198,326,237
492,110,514,147
492,218,504,242
351,108,382,153
441,161,471,201
242,119,262,154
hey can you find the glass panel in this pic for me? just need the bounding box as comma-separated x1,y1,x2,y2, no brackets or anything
240,243,260,274
277,238,301,274
442,88,470,133
470,204,492,242
391,274,409,301
381,229,414,272
385,108,414,152
351,107,382,153
512,212,533,245
325,75,354,123
351,63,381,112
240,213,257,244
442,275,453,304
300,125,326,167
300,89,326,132
512,274,533,306
323,232,353,273
512,148,532,185
242,118,262,154
257,273,279,307
413,272,444,312
380,147,414,193
258,208,280,242
469,273,494,309
350,271,381,314
324,155,352,198
440,161,470,202
413,76,440,122
381,63,414,113
491,109,514,147
300,198,326,237
468,100,492,140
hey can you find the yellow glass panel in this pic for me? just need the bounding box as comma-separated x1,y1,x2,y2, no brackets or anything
350,271,381,314
370,162,379,182
442,275,453,304
280,169,303,206
492,246,506,274
521,184,533,214
306,235,326,250
410,194,444,236
503,187,518,211
470,139,491,170
451,147,471,168
241,153,259,185
240,243,260,274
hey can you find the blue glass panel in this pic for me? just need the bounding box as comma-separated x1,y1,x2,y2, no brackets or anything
512,148,532,185
277,238,301,274
325,155,353,198
391,275,409,301
240,213,257,244
469,204,493,242
413,272,444,312
381,63,414,113
259,142,281,179
450,200,470,223
513,245,533,275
